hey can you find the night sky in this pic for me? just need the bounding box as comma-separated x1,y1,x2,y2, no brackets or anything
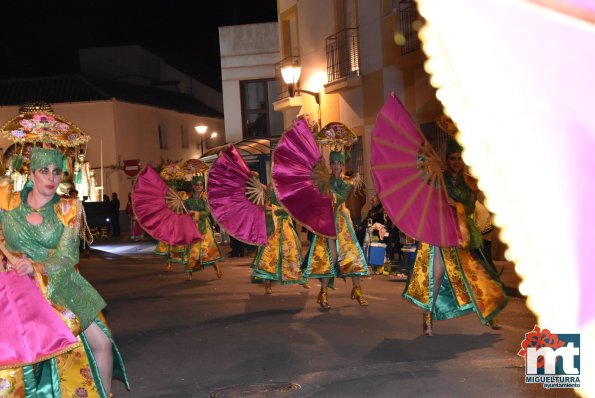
0,0,277,90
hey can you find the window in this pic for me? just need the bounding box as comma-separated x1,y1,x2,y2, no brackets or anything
345,136,364,177
241,79,284,138
326,0,360,83
420,122,450,159
158,125,168,149
382,0,398,16
399,0,422,54
181,125,189,149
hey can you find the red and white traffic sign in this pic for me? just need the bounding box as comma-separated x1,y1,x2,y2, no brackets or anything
123,159,141,177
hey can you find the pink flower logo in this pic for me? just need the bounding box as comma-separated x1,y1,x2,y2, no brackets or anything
517,325,566,369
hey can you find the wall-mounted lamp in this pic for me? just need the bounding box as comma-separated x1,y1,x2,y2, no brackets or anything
280,65,320,105
194,124,208,135
194,124,209,155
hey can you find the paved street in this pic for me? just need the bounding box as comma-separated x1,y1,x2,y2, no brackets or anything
82,240,576,398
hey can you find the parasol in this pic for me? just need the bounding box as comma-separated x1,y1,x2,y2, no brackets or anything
1,102,90,148
315,122,358,151
182,158,209,175
272,118,336,238
132,166,201,245
207,146,268,246
0,102,91,186
159,163,185,181
370,93,460,247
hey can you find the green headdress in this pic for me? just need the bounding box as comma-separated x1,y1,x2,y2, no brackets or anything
445,139,464,159
329,150,346,164
192,175,205,184
29,147,66,171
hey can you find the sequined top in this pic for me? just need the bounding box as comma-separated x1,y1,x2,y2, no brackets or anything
444,172,483,249
186,192,210,234
330,175,352,208
0,183,106,330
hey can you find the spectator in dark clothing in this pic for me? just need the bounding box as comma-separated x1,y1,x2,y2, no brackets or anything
365,194,385,225
110,192,121,236
229,236,245,257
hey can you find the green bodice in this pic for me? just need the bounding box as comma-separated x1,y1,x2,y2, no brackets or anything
270,190,288,218
330,176,353,208
0,185,106,330
444,173,483,249
1,188,66,265
186,193,209,234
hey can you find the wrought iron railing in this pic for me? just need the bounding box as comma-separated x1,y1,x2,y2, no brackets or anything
399,0,421,55
326,28,360,84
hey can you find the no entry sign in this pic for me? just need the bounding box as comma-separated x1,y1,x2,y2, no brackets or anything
123,159,141,177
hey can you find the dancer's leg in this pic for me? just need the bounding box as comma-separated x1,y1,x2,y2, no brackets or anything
423,247,446,336
83,322,113,395
350,276,368,306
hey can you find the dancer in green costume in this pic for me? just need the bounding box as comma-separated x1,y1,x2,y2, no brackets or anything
0,148,128,397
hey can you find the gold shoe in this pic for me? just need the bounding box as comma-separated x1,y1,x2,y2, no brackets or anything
423,312,433,336
214,264,223,279
165,262,173,272
264,280,273,295
350,286,368,306
488,318,502,330
301,282,311,289
317,288,331,309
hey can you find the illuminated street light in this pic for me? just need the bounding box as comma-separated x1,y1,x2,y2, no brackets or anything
194,124,209,155
280,63,321,129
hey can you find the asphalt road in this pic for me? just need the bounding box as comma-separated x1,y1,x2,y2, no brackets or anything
81,240,577,398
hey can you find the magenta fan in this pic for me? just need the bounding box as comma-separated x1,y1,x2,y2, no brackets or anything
207,146,268,246
0,271,78,369
132,166,201,245
272,118,336,238
371,93,460,247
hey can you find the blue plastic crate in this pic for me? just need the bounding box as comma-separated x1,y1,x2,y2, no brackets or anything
367,243,386,266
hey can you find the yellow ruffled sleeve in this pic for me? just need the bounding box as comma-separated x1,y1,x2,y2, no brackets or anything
54,198,81,229
0,179,21,211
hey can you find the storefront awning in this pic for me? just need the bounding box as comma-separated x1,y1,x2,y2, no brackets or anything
200,137,278,162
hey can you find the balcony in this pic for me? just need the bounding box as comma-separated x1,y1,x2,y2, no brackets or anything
325,28,360,85
399,0,421,55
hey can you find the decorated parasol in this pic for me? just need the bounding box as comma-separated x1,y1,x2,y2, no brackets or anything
182,158,209,176
207,146,268,246
1,102,90,170
132,166,201,245
371,93,460,247
159,162,186,182
272,118,336,238
1,103,90,148
315,121,358,151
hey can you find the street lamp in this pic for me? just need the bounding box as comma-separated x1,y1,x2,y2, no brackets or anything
194,124,208,155
280,64,321,129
